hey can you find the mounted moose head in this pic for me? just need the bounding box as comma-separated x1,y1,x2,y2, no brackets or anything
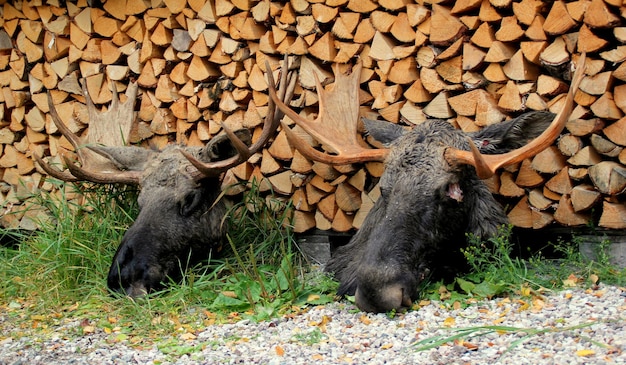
36,58,296,297
269,54,586,313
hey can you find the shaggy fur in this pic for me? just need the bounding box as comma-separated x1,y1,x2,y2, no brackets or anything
105,131,251,296
326,112,555,313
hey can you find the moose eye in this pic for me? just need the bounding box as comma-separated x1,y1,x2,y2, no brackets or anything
179,190,203,217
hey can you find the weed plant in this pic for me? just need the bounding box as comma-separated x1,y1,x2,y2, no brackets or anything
424,225,626,305
0,180,334,343
0,182,138,303
415,226,626,354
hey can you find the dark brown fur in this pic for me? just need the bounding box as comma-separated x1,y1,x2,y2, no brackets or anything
104,131,250,296
326,112,555,312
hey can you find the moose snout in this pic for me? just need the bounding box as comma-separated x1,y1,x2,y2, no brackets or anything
107,254,166,297
354,282,414,313
107,230,167,297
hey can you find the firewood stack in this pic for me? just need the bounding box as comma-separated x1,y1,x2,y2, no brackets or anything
0,0,625,232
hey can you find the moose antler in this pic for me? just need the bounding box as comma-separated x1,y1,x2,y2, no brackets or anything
269,53,586,180
267,62,389,164
181,55,298,178
35,80,142,184
444,53,587,179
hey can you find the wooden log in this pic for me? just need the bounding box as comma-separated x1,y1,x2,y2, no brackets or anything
566,118,605,137
499,171,525,197
570,184,601,212
567,146,603,167
591,134,623,157
316,194,337,222
531,146,566,174
308,32,337,62
507,195,533,228
588,161,626,195
353,190,375,230
515,159,544,187
583,0,620,29
268,170,294,195
495,16,525,42
430,4,467,46
528,188,555,210
497,80,523,112
335,182,361,212
478,0,502,22
545,167,572,195
603,117,626,146
532,209,555,229
557,134,583,157
331,208,354,232
599,201,626,229
543,0,577,35
554,195,591,227
293,210,316,233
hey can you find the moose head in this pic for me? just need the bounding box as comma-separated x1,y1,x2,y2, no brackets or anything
269,54,587,312
36,58,296,297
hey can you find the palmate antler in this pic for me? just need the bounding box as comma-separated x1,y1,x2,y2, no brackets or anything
35,80,142,184
181,55,298,179
268,54,587,180
267,62,388,164
37,56,297,184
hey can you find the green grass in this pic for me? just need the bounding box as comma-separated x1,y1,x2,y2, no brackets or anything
422,225,626,307
412,321,618,353
0,181,335,346
2,181,625,350
414,225,626,355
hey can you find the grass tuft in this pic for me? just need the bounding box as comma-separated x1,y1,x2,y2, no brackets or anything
424,225,626,307
0,180,335,345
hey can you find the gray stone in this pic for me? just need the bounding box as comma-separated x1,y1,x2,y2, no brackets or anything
579,234,626,268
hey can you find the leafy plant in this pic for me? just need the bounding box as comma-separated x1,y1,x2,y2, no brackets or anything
291,327,326,345
0,180,335,344
415,227,626,354
423,224,626,307
203,181,336,320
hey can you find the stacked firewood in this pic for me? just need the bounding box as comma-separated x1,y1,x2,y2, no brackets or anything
0,0,624,232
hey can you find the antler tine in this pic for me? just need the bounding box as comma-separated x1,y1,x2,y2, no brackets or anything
46,93,82,151
80,78,97,113
242,56,296,156
445,53,587,179
33,153,78,182
35,86,142,185
267,61,389,165
62,155,141,184
183,54,297,178
34,94,86,182
181,122,253,178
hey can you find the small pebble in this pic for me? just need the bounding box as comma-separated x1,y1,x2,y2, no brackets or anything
0,284,624,365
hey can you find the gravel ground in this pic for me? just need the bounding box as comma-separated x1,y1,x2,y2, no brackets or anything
1,284,625,365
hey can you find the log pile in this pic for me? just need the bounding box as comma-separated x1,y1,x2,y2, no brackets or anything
0,0,625,232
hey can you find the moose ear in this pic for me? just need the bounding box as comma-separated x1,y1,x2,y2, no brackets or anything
179,189,204,217
201,129,252,161
362,118,406,146
468,110,556,154
88,145,156,171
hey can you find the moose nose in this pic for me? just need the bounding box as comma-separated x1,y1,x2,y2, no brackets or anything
355,284,413,313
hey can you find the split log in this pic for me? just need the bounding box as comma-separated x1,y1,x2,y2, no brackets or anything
554,195,591,227
570,184,602,212
588,161,626,195
599,201,626,229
